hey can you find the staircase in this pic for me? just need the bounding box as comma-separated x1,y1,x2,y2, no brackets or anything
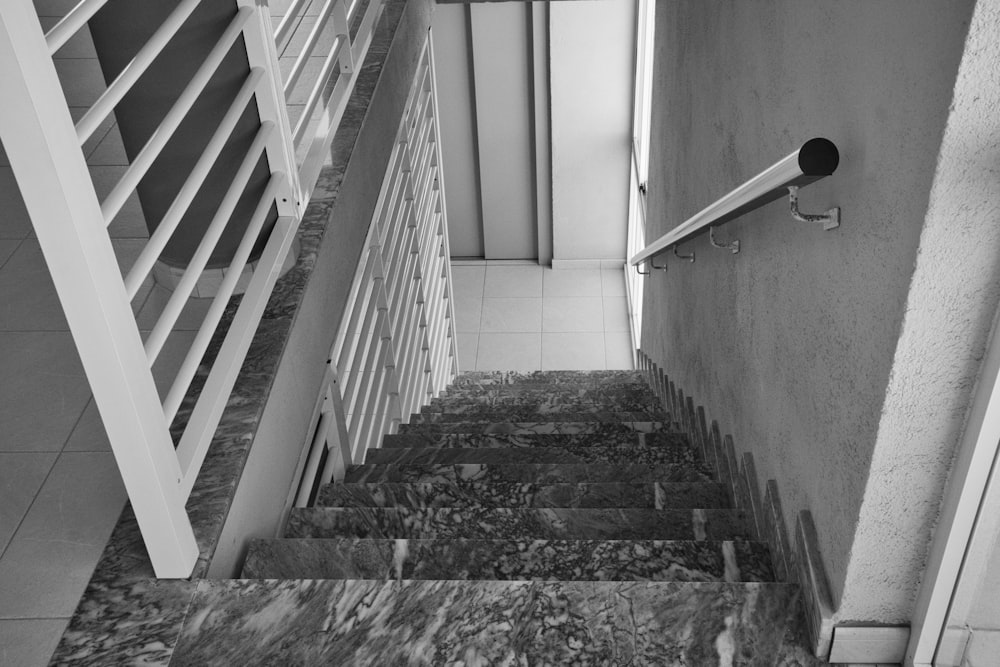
168,370,811,664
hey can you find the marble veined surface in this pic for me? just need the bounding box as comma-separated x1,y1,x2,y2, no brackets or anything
397,420,673,435
363,441,701,465
241,537,775,582
169,579,800,666
343,461,714,484
427,389,664,412
409,409,667,423
380,430,690,449
317,480,730,510
286,506,751,541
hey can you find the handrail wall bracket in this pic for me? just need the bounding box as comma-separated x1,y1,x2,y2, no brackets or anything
709,227,740,254
788,186,840,230
673,246,695,263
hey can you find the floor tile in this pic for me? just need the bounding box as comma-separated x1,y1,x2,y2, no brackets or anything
476,333,541,371
543,269,602,297
0,618,70,667
62,399,110,452
481,298,542,333
542,297,604,333
603,296,630,332
0,332,92,452
0,537,104,618
85,123,129,167
456,332,478,372
41,16,96,59
33,0,80,18
90,166,149,238
484,265,543,298
150,330,200,401
136,285,214,332
450,265,486,301
541,332,606,371
605,331,635,370
0,240,67,330
601,269,627,296
0,167,32,240
0,240,20,269
454,295,482,333
15,452,126,546
0,453,57,553
52,58,104,107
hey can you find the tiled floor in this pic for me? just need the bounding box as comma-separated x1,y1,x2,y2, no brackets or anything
451,261,635,372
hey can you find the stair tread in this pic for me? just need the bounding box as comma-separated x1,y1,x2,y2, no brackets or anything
380,430,689,449
317,481,731,510
242,537,775,582
169,579,802,666
397,420,674,435
344,461,715,484
364,442,701,465
286,506,751,541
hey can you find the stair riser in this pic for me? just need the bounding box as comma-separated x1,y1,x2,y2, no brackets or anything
451,370,646,387
317,482,731,510
396,421,672,436
242,538,775,582
427,394,664,413
287,508,752,541
170,579,799,666
408,410,668,424
380,431,689,449
343,463,715,485
364,444,701,466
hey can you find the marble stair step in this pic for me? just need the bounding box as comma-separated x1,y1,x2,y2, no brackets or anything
396,420,673,436
285,507,751,541
169,579,802,666
241,538,775,582
343,462,715,485
364,441,700,466
429,390,663,413
408,410,668,424
443,383,656,400
316,481,731,510
380,430,689,450
451,370,646,388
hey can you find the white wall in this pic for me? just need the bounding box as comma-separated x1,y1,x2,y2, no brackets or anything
549,0,634,263
470,2,536,259
430,5,482,258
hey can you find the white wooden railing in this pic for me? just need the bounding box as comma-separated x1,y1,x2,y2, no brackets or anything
292,40,457,507
0,0,384,576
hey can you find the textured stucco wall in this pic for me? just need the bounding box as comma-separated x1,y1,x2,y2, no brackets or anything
848,0,1000,623
642,0,974,622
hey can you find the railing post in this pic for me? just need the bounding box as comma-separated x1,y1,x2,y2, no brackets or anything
237,0,303,218
0,0,197,577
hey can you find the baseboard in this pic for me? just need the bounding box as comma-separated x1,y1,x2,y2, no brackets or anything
550,258,625,270
637,350,836,660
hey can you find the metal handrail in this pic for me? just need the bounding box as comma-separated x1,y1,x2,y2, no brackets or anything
629,138,840,266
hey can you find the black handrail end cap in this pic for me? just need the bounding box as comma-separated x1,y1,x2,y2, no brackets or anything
799,138,839,176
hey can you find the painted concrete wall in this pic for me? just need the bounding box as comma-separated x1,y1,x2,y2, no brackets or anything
470,2,536,259
641,0,975,623
549,0,633,262
430,4,483,258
